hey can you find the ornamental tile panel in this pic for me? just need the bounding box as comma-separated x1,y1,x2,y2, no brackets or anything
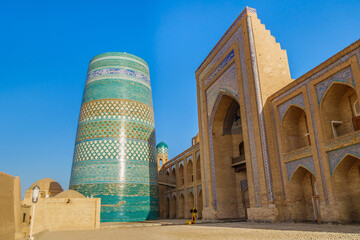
286,157,316,181
315,66,355,104
278,94,305,122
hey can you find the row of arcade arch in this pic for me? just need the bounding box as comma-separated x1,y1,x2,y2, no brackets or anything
164,189,203,219
165,156,201,187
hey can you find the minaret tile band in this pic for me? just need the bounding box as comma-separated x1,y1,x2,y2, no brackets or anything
70,52,158,222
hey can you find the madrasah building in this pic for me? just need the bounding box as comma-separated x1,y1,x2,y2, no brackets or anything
157,7,360,223
2,7,360,239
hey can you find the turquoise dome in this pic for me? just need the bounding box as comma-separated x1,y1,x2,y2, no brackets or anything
156,142,168,149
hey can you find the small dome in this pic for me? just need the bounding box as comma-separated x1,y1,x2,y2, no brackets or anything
54,190,85,198
29,178,63,192
156,142,168,149
23,178,63,203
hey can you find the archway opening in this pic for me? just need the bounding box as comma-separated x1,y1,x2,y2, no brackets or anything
282,105,310,152
179,164,184,186
321,83,359,140
170,167,176,185
289,166,320,221
212,94,248,219
178,193,185,218
164,196,170,219
170,195,177,219
332,155,360,222
187,160,193,184
187,192,194,219
196,156,201,181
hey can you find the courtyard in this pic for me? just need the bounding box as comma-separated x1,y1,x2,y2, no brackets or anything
35,221,360,240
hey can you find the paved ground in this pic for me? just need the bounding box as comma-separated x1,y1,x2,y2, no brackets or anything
35,221,360,240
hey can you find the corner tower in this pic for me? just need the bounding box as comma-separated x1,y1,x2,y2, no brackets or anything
69,52,158,222
156,142,168,171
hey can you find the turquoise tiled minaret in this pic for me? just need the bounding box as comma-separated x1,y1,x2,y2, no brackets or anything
69,52,159,222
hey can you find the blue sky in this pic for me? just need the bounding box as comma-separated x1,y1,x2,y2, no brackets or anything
1,0,359,196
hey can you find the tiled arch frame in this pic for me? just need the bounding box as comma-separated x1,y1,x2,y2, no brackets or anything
288,164,316,183
208,90,240,209
328,144,360,176
286,157,316,181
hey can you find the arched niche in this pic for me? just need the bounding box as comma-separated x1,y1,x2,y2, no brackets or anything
170,195,177,219
288,166,320,221
178,192,185,219
187,191,195,218
187,159,193,184
281,105,310,152
196,156,201,181
164,196,170,219
178,164,184,186
332,154,360,222
320,83,359,140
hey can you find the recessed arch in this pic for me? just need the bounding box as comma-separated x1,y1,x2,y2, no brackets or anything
178,192,185,219
178,164,184,186
320,82,359,140
187,191,195,218
289,165,316,182
332,154,360,222
281,105,310,152
187,160,194,183
164,196,170,219
288,166,320,221
196,155,201,181
170,195,177,219
209,92,248,219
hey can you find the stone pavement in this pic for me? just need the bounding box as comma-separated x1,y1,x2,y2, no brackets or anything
33,220,360,240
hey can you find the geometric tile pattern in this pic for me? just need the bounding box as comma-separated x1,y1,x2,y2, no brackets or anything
70,52,158,222
198,7,257,80
286,157,316,181
204,49,235,86
278,93,305,122
315,66,355,104
157,146,168,154
206,62,239,118
72,139,156,163
327,143,360,175
75,120,154,143
78,99,154,125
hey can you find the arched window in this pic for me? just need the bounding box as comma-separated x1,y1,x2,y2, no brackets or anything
159,159,163,167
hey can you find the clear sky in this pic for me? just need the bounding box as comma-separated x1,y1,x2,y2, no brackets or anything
1,0,359,196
